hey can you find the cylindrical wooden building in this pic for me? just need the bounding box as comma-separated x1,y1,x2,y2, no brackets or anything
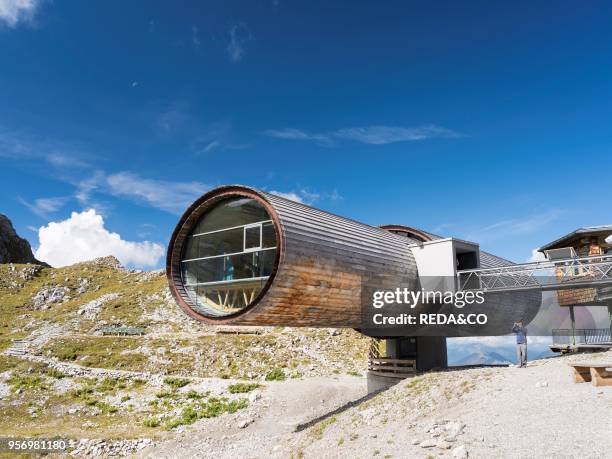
167,185,419,327
167,185,541,335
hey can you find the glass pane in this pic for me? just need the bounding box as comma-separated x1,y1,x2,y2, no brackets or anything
262,222,276,248
192,278,269,316
245,225,261,250
182,249,276,285
187,227,243,259
180,195,278,317
193,198,270,234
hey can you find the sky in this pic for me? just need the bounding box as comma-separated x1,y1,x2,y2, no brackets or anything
1,0,611,270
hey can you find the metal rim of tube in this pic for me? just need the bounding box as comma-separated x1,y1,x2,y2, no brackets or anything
166,185,284,324
379,224,434,243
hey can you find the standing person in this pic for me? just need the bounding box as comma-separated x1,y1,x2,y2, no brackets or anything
512,320,528,368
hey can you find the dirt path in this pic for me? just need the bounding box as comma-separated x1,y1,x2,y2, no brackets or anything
136,352,612,459
294,352,612,459
441,355,612,458
134,375,367,459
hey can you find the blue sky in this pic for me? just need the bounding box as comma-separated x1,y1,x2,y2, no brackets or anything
1,0,611,269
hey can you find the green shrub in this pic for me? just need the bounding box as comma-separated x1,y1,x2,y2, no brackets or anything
185,390,204,399
97,377,127,393
163,377,190,389
7,374,46,392
46,368,66,379
131,378,146,388
143,417,161,428
155,391,179,399
71,386,94,399
163,398,249,430
227,383,260,394
265,368,286,381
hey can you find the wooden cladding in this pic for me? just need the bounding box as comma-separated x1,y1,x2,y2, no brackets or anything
167,185,419,327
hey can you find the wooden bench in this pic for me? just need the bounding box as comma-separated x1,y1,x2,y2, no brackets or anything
100,326,146,336
569,362,612,386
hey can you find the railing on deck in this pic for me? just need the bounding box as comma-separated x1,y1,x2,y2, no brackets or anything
368,358,416,379
552,328,612,345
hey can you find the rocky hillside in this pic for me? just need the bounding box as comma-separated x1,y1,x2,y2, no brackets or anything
1,258,610,458
0,258,369,379
0,256,369,449
0,214,48,266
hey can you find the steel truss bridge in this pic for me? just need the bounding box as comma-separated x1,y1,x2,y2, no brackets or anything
457,254,612,293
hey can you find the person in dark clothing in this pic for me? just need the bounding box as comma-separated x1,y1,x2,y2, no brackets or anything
512,320,527,368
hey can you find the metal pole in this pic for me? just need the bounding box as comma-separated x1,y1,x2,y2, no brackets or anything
569,306,576,346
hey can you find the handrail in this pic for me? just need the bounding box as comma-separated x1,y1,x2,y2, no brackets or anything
458,254,612,274
457,254,612,292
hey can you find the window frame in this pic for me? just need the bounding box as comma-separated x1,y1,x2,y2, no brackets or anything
243,222,263,253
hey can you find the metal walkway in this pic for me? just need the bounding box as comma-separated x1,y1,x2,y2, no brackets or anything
457,254,612,293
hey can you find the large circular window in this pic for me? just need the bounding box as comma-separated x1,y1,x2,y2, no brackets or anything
180,197,278,317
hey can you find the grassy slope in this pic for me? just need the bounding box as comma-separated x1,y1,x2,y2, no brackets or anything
0,260,368,379
0,260,369,439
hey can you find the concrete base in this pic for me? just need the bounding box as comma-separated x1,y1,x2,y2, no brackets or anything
366,336,448,394
367,371,407,393
386,336,448,371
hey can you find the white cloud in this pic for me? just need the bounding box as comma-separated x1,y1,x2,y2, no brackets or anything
73,170,210,215
0,129,91,168
481,210,565,234
262,129,333,146
227,23,252,62
34,209,164,268
203,140,220,153
192,25,200,49
334,125,461,144
463,209,566,244
528,248,546,263
269,190,305,203
0,0,40,27
263,124,461,146
18,196,68,217
106,172,209,214
269,188,340,205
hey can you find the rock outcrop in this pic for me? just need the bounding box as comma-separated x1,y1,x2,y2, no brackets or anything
0,214,49,266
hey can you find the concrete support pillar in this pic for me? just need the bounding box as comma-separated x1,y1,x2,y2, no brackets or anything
366,336,448,393
415,336,448,371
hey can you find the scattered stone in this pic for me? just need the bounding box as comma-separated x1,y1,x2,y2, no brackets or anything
436,440,452,450
78,293,119,319
452,444,469,458
419,439,437,448
32,286,70,309
237,418,254,429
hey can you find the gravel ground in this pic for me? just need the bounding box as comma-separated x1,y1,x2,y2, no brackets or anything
136,351,612,459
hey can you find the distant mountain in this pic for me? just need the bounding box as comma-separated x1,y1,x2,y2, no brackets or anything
456,350,512,366
0,214,49,266
535,349,556,360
